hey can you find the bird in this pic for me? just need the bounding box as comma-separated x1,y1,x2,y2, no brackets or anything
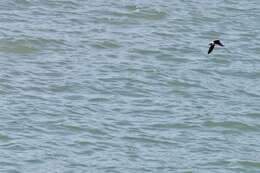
208,40,224,54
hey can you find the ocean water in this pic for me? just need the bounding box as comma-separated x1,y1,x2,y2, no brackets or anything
0,0,260,172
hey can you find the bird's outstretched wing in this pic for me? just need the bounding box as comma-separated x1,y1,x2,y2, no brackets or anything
214,40,224,46
208,44,215,54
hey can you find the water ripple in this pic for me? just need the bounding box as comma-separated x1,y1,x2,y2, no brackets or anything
0,0,260,173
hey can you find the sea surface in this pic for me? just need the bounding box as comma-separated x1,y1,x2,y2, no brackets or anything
0,0,260,173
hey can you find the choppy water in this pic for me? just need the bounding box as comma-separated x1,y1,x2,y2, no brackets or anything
0,0,260,172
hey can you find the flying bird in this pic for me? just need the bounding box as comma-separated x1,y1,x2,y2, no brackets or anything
208,40,224,54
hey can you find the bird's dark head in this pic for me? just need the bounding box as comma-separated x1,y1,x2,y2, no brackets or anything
209,42,214,46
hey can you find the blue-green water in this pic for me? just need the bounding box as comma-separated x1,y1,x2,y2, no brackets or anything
0,0,260,172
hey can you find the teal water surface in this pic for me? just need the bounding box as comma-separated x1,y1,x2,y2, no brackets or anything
0,0,260,173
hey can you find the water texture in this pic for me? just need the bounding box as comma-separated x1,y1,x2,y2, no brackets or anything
0,0,260,172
